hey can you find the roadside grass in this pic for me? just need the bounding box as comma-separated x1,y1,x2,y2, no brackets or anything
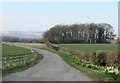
59,44,118,53
57,52,115,81
3,52,43,76
32,45,119,82
2,43,43,76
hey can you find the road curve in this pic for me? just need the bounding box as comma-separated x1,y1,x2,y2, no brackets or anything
3,48,92,81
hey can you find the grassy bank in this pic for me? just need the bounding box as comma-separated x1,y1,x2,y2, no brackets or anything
3,52,43,76
57,52,115,81
2,43,43,76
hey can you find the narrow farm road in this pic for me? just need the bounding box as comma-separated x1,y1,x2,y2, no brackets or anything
3,48,92,81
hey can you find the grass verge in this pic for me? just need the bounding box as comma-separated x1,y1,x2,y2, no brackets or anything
39,46,120,82
2,52,43,77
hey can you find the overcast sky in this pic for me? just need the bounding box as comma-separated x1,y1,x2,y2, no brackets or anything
0,1,118,34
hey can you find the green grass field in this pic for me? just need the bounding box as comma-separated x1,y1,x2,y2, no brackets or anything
1,43,43,76
2,44,31,56
59,44,118,52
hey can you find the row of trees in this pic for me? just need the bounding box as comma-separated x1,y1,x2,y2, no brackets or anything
1,36,42,43
44,23,114,44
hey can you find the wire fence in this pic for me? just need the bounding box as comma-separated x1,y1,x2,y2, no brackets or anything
2,52,37,70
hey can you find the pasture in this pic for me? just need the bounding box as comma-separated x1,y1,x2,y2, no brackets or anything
2,44,31,56
59,44,118,52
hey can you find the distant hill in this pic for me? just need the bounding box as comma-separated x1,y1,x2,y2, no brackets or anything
1,31,45,43
1,31,44,39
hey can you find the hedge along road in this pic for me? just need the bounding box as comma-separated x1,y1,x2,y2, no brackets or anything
3,48,92,81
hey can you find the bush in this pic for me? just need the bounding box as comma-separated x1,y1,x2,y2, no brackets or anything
93,51,118,67
92,51,107,66
92,52,98,65
97,52,106,66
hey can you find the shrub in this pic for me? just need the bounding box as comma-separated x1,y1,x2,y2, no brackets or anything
94,51,118,67
92,51,107,66
70,53,119,80
92,52,98,65
97,52,106,66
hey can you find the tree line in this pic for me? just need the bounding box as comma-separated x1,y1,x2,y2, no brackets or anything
44,23,114,44
1,36,43,43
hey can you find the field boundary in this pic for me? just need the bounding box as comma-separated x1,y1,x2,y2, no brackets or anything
2,44,43,76
45,41,118,67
